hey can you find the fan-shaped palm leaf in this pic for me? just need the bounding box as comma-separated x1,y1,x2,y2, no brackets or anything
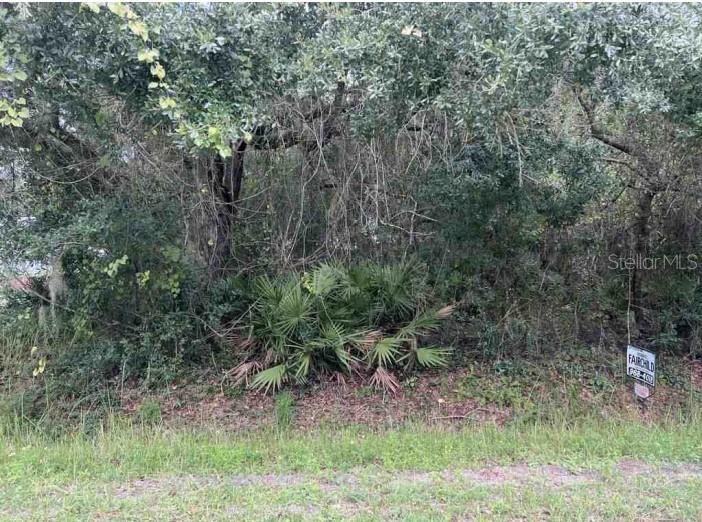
231,360,262,386
398,309,441,339
369,336,402,367
333,344,355,372
292,352,312,381
277,285,312,335
250,364,287,393
305,262,342,297
414,346,451,368
254,275,282,305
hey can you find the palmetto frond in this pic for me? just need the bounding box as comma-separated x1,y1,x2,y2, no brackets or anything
435,304,456,320
320,321,347,343
230,360,262,386
333,344,355,372
242,261,452,391
360,329,383,349
276,284,313,335
398,304,454,340
414,345,451,368
264,334,287,356
319,322,362,371
291,352,312,381
254,275,282,305
305,262,342,297
367,260,425,321
250,364,287,393
369,336,402,367
398,309,440,339
343,264,372,294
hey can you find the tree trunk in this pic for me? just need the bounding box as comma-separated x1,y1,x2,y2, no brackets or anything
631,187,655,316
208,139,247,278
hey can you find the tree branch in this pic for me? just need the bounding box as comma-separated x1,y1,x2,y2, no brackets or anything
574,87,632,155
250,81,347,151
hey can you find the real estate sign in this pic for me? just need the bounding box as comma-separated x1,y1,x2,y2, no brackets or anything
626,345,656,387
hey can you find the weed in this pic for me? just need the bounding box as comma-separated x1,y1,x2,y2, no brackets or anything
275,391,295,429
355,386,375,398
137,399,162,426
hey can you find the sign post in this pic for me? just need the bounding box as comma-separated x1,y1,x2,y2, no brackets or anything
626,345,656,401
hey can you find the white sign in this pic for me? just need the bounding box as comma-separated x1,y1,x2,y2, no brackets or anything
626,345,656,387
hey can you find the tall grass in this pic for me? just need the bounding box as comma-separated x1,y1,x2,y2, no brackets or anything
0,317,39,381
2,414,702,487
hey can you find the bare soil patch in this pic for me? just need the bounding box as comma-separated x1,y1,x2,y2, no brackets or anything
118,357,698,431
109,461,702,501
120,369,510,431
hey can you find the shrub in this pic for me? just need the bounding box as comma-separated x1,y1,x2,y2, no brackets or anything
232,260,453,392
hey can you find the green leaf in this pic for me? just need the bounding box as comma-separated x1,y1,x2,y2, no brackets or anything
254,275,282,304
216,144,232,158
292,352,312,381
80,2,101,14
158,97,176,109
370,337,402,367
128,20,149,41
398,309,440,340
276,285,312,335
250,364,287,393
414,346,451,368
107,3,128,17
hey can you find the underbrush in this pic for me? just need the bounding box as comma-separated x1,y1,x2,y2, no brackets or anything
1,347,698,439
454,347,698,422
2,257,700,436
232,260,454,393
0,259,455,407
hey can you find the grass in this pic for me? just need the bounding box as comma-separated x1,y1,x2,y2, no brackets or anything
1,331,700,519
2,416,702,520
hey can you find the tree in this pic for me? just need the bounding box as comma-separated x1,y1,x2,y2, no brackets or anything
2,2,701,332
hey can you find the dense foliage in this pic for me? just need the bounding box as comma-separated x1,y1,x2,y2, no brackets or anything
1,3,702,397
235,261,452,392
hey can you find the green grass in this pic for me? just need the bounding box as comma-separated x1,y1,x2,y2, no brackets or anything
2,417,702,520
4,417,702,478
